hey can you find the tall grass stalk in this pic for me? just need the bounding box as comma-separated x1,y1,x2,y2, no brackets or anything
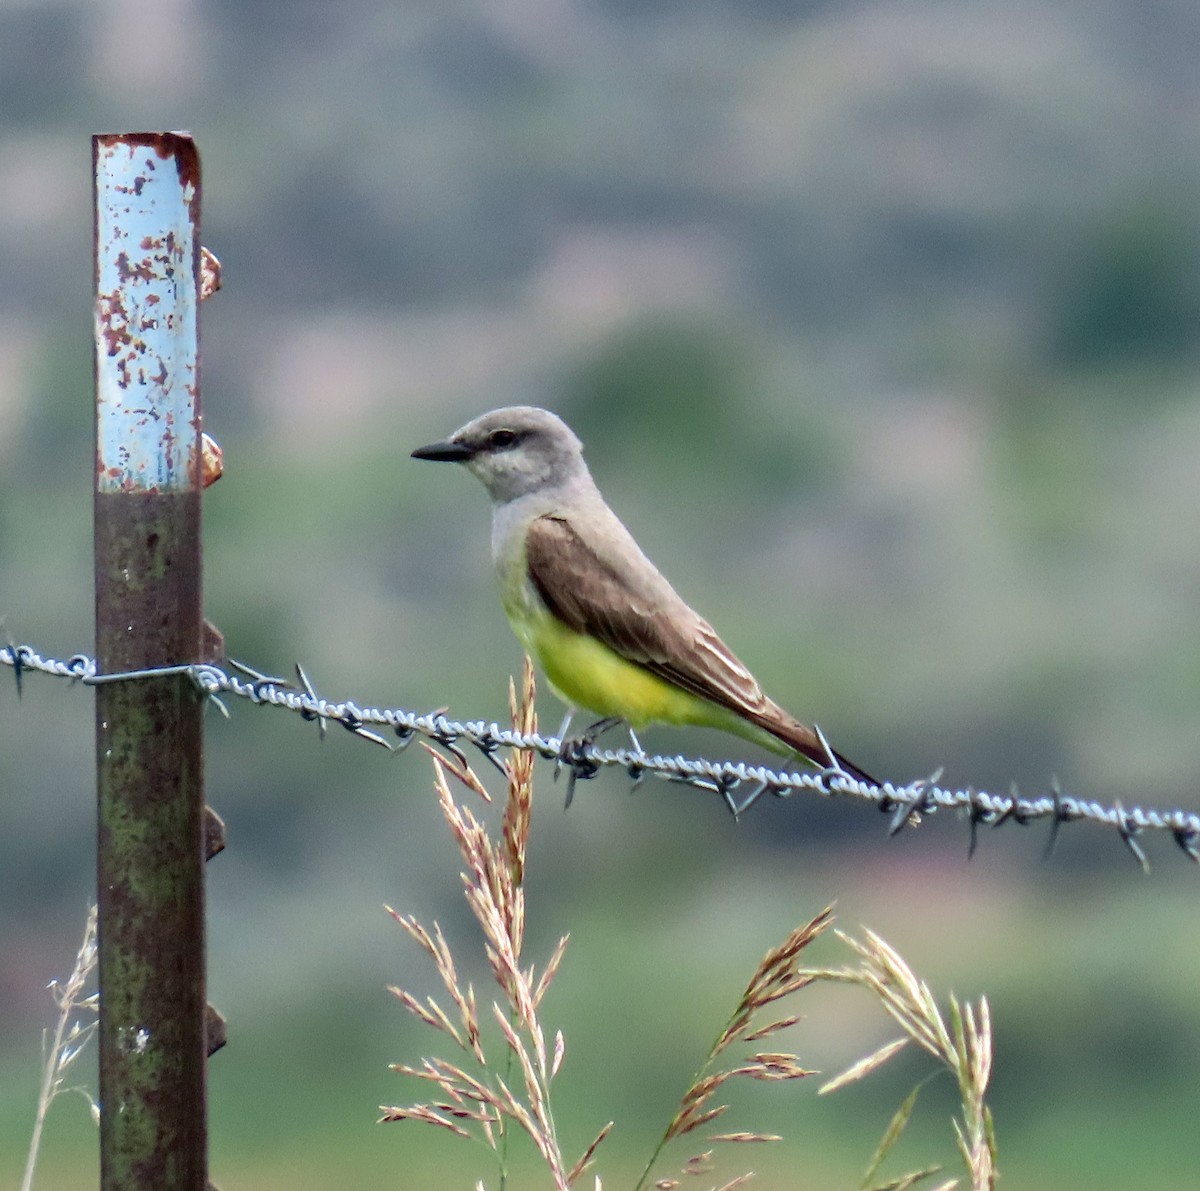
383,661,997,1190
22,903,100,1191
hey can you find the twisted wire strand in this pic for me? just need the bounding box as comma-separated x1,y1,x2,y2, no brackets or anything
3,641,1197,869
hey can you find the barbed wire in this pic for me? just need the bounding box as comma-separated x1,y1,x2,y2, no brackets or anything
3,640,1198,870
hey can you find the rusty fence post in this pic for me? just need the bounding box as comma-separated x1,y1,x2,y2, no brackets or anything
93,132,208,1191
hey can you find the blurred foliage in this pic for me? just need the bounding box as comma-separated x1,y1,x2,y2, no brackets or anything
1047,200,1200,368
565,318,837,504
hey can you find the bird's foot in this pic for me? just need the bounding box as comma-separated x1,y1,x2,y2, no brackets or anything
556,716,623,809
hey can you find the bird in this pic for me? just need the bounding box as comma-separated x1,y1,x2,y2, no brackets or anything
411,406,875,788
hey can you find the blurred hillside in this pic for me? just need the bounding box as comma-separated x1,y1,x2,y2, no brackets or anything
2,2,1200,1189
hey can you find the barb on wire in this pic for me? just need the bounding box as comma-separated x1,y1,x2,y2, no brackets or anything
3,642,1200,869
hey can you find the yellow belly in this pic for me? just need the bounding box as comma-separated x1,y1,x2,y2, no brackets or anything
507,597,783,752
533,616,694,725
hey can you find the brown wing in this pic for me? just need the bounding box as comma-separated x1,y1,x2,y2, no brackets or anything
524,514,877,784
524,514,758,699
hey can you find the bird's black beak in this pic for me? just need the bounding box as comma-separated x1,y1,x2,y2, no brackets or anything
411,438,474,462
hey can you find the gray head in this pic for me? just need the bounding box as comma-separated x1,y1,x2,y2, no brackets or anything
412,406,589,503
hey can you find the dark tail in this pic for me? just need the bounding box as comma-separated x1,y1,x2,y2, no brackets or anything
758,710,878,787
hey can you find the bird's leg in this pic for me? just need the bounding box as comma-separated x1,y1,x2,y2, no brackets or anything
553,710,574,775
556,710,574,742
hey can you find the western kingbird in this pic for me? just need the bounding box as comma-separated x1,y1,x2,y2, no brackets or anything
412,406,874,784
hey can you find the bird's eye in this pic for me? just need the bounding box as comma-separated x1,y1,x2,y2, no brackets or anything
489,429,517,449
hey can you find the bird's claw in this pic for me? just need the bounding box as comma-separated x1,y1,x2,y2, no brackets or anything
555,716,621,808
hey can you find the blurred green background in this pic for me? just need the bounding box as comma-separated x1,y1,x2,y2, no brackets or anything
3,1,1200,1188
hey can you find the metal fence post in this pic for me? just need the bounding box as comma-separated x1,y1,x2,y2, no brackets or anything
93,131,207,1190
